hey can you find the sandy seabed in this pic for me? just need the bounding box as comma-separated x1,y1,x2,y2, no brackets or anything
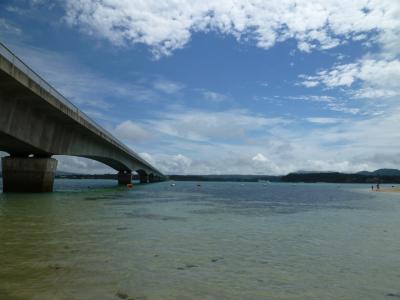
375,188,400,193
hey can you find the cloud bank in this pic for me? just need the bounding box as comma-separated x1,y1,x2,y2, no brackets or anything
301,58,400,99
64,0,400,58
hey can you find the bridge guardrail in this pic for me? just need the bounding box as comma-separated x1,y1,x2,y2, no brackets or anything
0,42,162,175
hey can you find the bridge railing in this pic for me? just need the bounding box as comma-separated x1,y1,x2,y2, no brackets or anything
0,42,162,175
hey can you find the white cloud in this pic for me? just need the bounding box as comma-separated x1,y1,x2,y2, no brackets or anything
326,103,361,115
301,58,400,99
252,153,268,162
114,120,150,143
63,0,400,58
202,90,228,102
135,105,400,175
301,63,359,88
286,95,361,115
150,109,289,142
138,152,156,166
306,117,340,124
0,18,21,35
142,150,288,175
140,152,192,174
302,81,319,88
353,88,399,99
55,155,114,174
153,79,184,94
287,95,335,103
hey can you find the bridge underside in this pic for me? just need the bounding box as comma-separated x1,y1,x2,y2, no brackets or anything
0,129,163,191
0,131,49,157
1,153,163,192
0,100,164,192
0,150,165,192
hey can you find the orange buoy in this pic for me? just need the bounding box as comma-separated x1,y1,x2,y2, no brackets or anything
127,183,133,188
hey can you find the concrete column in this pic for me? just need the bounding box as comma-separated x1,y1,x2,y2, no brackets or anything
148,174,155,183
139,172,148,184
2,156,57,193
118,171,132,185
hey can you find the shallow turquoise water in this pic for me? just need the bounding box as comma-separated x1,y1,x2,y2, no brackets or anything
1,180,400,300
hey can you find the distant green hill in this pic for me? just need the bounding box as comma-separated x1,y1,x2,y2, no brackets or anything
56,171,80,176
357,169,400,176
282,171,400,183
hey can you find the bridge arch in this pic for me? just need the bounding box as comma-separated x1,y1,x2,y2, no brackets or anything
67,155,154,184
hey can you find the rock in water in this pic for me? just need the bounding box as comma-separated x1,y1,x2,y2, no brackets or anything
386,293,400,298
116,291,129,299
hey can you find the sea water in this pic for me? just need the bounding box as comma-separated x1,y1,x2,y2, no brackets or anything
1,180,400,300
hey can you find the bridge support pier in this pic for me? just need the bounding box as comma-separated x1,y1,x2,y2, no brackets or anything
149,173,155,183
138,172,148,184
1,156,57,193
118,171,132,185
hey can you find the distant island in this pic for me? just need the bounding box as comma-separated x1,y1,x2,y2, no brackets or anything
2,168,400,183
281,169,400,183
170,169,400,183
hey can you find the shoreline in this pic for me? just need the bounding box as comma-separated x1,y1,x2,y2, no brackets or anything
375,188,400,193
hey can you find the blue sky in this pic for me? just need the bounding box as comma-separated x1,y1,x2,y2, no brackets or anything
1,0,400,174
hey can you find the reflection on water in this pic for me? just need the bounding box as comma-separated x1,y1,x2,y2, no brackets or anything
1,180,400,299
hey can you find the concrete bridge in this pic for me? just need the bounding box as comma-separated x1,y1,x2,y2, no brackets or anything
0,43,165,192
